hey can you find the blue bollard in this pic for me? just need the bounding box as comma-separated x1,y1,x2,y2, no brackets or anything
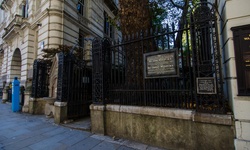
12,77,20,112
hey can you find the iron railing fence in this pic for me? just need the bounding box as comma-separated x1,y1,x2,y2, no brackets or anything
92,2,227,114
106,26,195,109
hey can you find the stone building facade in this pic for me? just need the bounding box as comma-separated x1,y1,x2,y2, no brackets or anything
0,0,250,149
0,0,119,95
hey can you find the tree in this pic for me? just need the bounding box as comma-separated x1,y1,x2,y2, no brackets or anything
119,0,152,36
116,0,203,88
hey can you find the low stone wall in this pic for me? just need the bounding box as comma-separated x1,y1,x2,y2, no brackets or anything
90,104,234,150
29,97,56,115
28,97,67,124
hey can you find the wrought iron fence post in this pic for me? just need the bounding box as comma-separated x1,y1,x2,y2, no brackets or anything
57,52,65,102
31,59,38,98
92,38,104,104
92,38,111,104
190,2,226,113
103,38,111,104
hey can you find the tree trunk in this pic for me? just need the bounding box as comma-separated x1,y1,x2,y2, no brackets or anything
120,0,151,36
119,0,152,87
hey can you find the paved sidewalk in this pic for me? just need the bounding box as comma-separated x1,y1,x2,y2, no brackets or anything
0,101,165,150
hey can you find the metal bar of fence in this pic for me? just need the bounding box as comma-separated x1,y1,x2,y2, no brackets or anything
109,28,190,48
109,89,191,92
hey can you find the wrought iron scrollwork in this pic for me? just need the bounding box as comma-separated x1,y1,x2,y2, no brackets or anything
191,2,225,113
92,37,104,104
31,59,51,98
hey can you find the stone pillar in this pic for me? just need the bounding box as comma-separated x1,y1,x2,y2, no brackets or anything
28,97,36,114
90,104,106,135
2,86,9,103
22,91,31,113
54,101,67,124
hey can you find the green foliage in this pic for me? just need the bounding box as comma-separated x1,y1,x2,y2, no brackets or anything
109,0,169,30
107,15,121,31
149,0,168,27
109,0,202,31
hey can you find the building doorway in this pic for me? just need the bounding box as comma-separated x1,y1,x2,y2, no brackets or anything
10,48,22,81
232,25,250,96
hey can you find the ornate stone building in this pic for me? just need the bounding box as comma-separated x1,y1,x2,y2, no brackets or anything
0,0,249,149
0,0,119,95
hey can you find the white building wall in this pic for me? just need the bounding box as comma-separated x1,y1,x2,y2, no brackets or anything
218,0,250,149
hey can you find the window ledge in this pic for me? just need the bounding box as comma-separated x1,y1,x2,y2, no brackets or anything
234,96,250,101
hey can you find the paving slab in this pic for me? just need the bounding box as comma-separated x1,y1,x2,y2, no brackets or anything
0,136,7,142
70,137,102,150
92,141,121,150
118,145,136,150
59,131,91,146
3,134,48,149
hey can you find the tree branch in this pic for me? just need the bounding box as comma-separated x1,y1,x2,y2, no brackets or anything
169,0,184,10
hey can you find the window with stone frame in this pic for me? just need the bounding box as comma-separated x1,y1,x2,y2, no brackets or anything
77,0,84,16
21,0,29,18
104,11,114,38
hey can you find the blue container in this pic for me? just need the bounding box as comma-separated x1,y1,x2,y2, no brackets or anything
12,77,20,112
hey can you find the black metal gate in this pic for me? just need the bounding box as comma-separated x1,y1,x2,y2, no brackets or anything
190,2,224,113
32,59,50,98
57,52,92,119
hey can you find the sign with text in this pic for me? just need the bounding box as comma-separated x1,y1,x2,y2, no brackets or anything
196,77,217,94
144,49,179,78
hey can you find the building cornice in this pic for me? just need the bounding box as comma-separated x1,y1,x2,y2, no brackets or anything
0,0,14,10
2,14,23,41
